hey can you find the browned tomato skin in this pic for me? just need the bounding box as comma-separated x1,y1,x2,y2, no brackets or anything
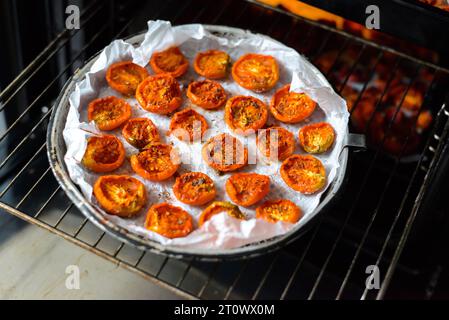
82,135,125,173
87,96,132,131
135,74,182,115
257,126,295,161
173,172,216,206
122,118,160,149
232,53,279,92
299,122,335,154
193,50,230,79
130,143,180,181
149,47,189,78
270,85,317,124
186,80,227,110
93,175,147,218
256,199,302,223
145,203,194,239
280,154,326,194
224,96,268,136
168,108,208,142
201,134,248,172
225,173,270,207
106,61,149,96
199,201,245,226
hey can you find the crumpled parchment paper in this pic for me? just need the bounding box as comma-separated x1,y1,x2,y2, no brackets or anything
63,20,348,249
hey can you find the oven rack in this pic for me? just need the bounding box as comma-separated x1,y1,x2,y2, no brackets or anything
1,0,449,300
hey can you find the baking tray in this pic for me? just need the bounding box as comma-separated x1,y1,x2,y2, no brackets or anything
47,25,365,260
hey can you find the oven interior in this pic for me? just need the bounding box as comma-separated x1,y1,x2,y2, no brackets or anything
1,0,449,299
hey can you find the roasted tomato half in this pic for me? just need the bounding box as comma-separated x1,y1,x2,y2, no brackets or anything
202,133,248,172
130,143,180,181
82,135,125,173
168,108,208,142
122,117,160,149
186,80,227,110
145,203,194,239
257,126,295,161
299,122,335,154
193,50,230,79
173,172,216,206
256,199,302,223
232,53,279,92
199,201,245,226
106,61,149,96
136,74,182,115
149,46,188,78
93,175,146,218
225,173,270,207
270,85,317,123
225,96,268,135
280,154,326,194
87,96,132,131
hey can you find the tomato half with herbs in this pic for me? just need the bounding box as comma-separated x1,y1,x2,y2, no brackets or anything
173,172,216,206
186,80,227,110
93,175,146,218
225,173,270,207
199,201,245,226
106,61,149,96
136,74,182,115
82,135,125,173
299,122,335,154
256,199,302,223
280,154,326,194
225,96,268,135
122,117,160,149
232,53,279,92
270,85,316,123
257,126,295,161
145,203,194,239
130,143,180,181
149,46,188,78
202,133,248,172
87,96,132,131
193,50,230,79
168,108,208,142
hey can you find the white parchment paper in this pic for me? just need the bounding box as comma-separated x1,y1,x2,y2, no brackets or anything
63,20,349,249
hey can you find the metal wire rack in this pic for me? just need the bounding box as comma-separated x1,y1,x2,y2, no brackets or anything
1,0,449,300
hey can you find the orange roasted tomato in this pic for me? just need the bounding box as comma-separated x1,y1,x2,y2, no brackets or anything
193,50,230,79
186,80,227,110
270,85,317,123
149,46,188,78
130,143,180,181
93,175,146,218
225,96,268,135
136,74,182,115
145,203,194,239
199,201,245,226
256,199,302,223
232,53,279,92
280,154,326,194
173,172,216,206
298,122,335,154
122,117,160,149
82,135,125,173
87,96,132,131
257,126,295,161
168,108,208,142
202,133,248,172
225,173,270,207
106,61,149,96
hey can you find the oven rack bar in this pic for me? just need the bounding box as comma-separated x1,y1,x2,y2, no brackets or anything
1,0,448,300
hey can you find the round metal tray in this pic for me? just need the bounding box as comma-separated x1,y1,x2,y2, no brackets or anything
47,25,364,261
